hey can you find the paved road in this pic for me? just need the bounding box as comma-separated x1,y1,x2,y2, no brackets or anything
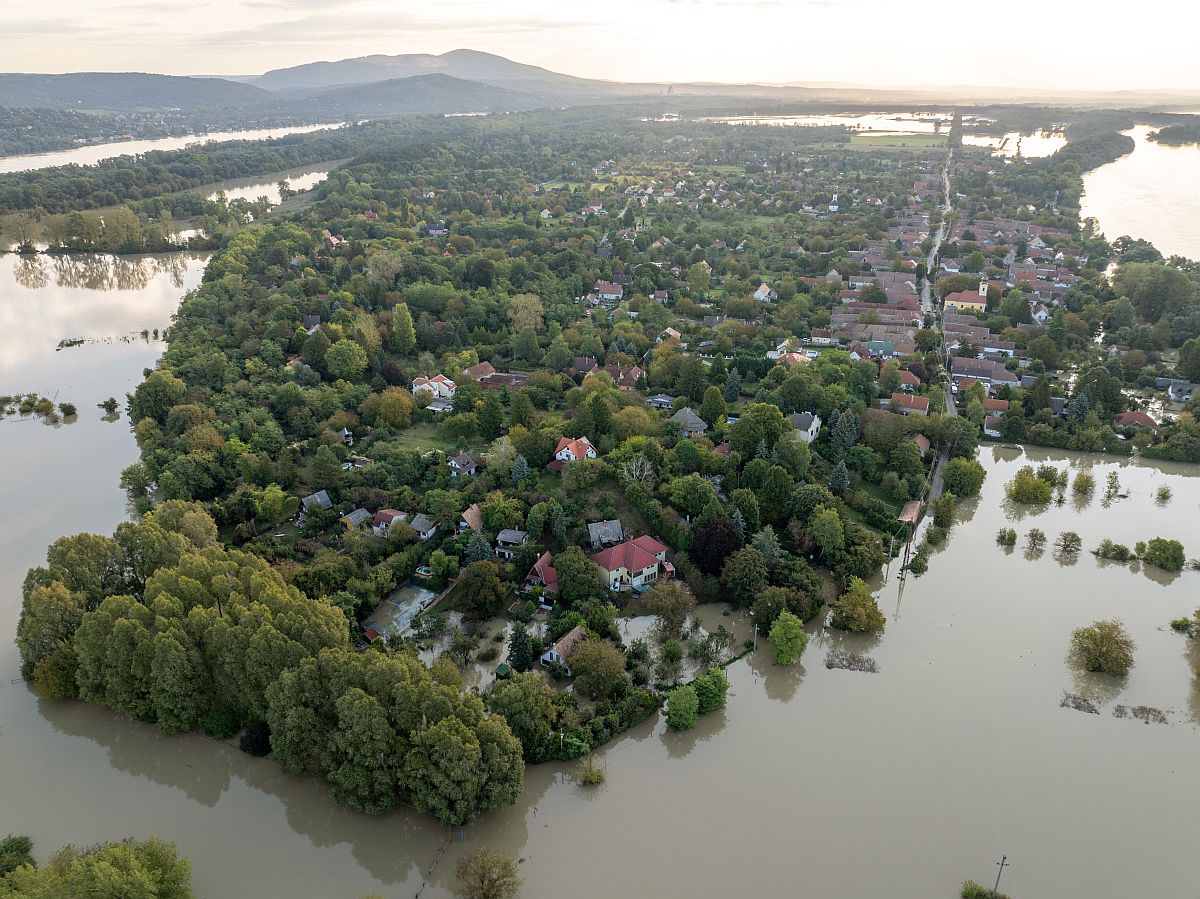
927,152,956,503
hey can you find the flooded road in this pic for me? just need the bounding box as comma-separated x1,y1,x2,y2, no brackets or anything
3,253,1200,896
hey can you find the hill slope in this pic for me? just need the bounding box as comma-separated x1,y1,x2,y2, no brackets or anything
0,72,271,111
297,73,539,117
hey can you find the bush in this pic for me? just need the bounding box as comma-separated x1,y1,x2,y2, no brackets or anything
1071,471,1095,495
942,458,986,496
1005,465,1052,504
201,703,242,740
239,719,272,756
962,881,1010,899
829,578,885,632
768,610,809,664
665,684,699,730
924,525,947,546
1070,619,1135,676
1141,537,1185,573
693,667,730,714
1169,617,1193,635
577,756,606,785
0,834,34,877
996,527,1017,546
476,645,501,663
1094,539,1134,562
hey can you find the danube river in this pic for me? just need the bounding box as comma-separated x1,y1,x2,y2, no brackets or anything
2,248,1199,896
0,123,344,175
1081,125,1200,260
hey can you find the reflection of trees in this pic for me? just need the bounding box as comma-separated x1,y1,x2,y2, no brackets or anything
1067,665,1126,709
37,252,208,291
746,650,807,703
661,707,728,759
11,255,48,289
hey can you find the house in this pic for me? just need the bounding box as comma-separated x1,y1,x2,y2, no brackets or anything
657,327,682,344
891,393,930,416
569,356,599,376
944,290,988,314
601,364,643,390
540,208,553,220
554,436,598,464
981,397,1010,414
1113,411,1159,432
539,624,587,676
461,503,483,533
753,282,777,302
372,509,408,538
591,536,672,592
463,360,497,381
412,374,457,400
526,551,559,596
300,490,333,515
897,369,921,390
911,433,931,455
337,427,354,446
594,281,624,302
427,222,448,237
645,394,676,411
340,508,372,531
810,328,836,346
426,398,454,414
302,314,321,334
495,529,529,560
448,452,479,478
587,519,625,549
408,513,438,541
788,412,822,443
652,290,670,304
983,415,1004,438
1167,381,1196,403
672,407,708,437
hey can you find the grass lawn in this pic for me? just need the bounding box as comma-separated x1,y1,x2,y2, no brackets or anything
848,134,947,149
391,422,485,455
856,479,903,513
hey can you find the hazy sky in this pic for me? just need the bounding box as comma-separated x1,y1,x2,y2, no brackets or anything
4,0,1199,90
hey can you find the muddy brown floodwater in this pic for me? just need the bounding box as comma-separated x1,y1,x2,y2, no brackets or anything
3,254,1200,897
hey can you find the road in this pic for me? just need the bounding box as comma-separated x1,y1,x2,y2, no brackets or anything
926,151,956,503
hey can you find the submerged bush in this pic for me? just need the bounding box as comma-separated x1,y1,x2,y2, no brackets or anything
1141,537,1185,573
996,527,1017,546
1094,539,1135,562
1071,471,1095,495
1005,466,1052,504
1070,619,1135,677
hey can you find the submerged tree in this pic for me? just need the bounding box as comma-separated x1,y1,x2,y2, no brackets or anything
1070,619,1135,677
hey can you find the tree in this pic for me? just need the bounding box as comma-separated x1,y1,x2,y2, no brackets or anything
0,836,193,897
669,473,718,518
769,610,809,665
325,339,369,381
128,369,186,424
506,625,536,672
457,562,507,620
829,578,885,632
723,368,742,402
689,515,742,575
807,505,845,558
692,667,730,714
750,525,782,564
829,410,861,457
665,684,699,730
699,386,727,426
391,302,416,355
1070,619,1135,676
569,641,627,700
510,454,532,484
588,393,613,436
647,581,697,636
455,848,522,899
943,458,986,496
16,582,86,676
0,834,34,876
487,672,558,760
721,547,769,606
465,532,493,564
554,546,604,605
1141,537,1185,573
1005,465,1053,504
828,460,850,494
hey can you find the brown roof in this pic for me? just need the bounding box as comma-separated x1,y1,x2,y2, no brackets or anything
1113,411,1158,429
553,624,588,661
461,503,483,532
891,392,930,412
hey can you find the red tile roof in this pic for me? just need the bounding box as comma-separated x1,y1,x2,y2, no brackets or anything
891,392,930,412
590,536,666,574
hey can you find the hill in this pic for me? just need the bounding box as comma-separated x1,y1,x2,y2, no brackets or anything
297,73,540,117
0,72,271,111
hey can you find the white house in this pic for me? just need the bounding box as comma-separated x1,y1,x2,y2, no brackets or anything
591,536,672,592
372,509,408,538
554,436,598,463
788,412,822,444
539,624,588,675
494,529,529,560
412,374,457,400
408,513,438,542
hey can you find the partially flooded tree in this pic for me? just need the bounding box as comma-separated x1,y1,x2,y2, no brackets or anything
454,847,521,899
1070,619,1135,677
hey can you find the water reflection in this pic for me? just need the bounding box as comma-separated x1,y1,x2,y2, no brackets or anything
745,650,807,703
660,707,728,758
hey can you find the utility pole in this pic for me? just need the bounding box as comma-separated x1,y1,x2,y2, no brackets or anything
992,854,1008,896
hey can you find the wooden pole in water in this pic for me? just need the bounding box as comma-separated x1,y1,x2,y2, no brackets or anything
992,854,1008,896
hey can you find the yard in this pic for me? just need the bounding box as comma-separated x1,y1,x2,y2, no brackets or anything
387,421,486,455
848,134,947,150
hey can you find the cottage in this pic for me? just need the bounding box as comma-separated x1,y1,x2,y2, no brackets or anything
911,433,931,455
337,427,354,446
657,327,682,344
645,394,676,411
463,360,497,381
539,624,587,676
553,436,598,464
753,282,778,302
591,536,672,592
569,356,599,376
788,412,822,443
672,406,708,437
302,314,321,335
461,503,484,533
891,393,930,416
408,513,439,541
340,508,372,531
594,281,624,302
300,490,333,515
372,509,408,538
448,452,479,478
897,369,921,390
983,415,1004,438
495,529,529,560
526,551,559,596
1113,411,1159,432
980,397,1010,414
587,519,625,549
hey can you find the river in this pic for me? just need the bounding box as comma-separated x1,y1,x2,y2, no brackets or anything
0,123,345,175
1081,125,1200,260
4,254,1200,896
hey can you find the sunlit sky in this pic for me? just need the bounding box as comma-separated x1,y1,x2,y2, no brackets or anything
4,0,1199,91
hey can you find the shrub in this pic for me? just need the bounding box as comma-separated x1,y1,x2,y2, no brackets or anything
1005,466,1052,504
996,527,1017,546
962,881,1010,899
1094,539,1134,562
1070,619,1135,677
1026,528,1046,550
455,848,521,899
0,834,34,877
693,667,730,714
201,703,242,740
1156,485,1173,504
1072,471,1095,495
942,458,986,496
829,578,885,632
665,684,699,730
1141,537,1185,573
768,610,809,664
906,552,929,575
57,402,77,417
1169,617,1193,635
924,525,946,546
239,720,272,756
577,756,606,785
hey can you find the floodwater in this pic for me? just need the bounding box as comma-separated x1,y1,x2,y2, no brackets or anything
1082,125,1200,260
962,130,1066,158
3,252,1200,896
0,123,344,175
206,166,332,205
